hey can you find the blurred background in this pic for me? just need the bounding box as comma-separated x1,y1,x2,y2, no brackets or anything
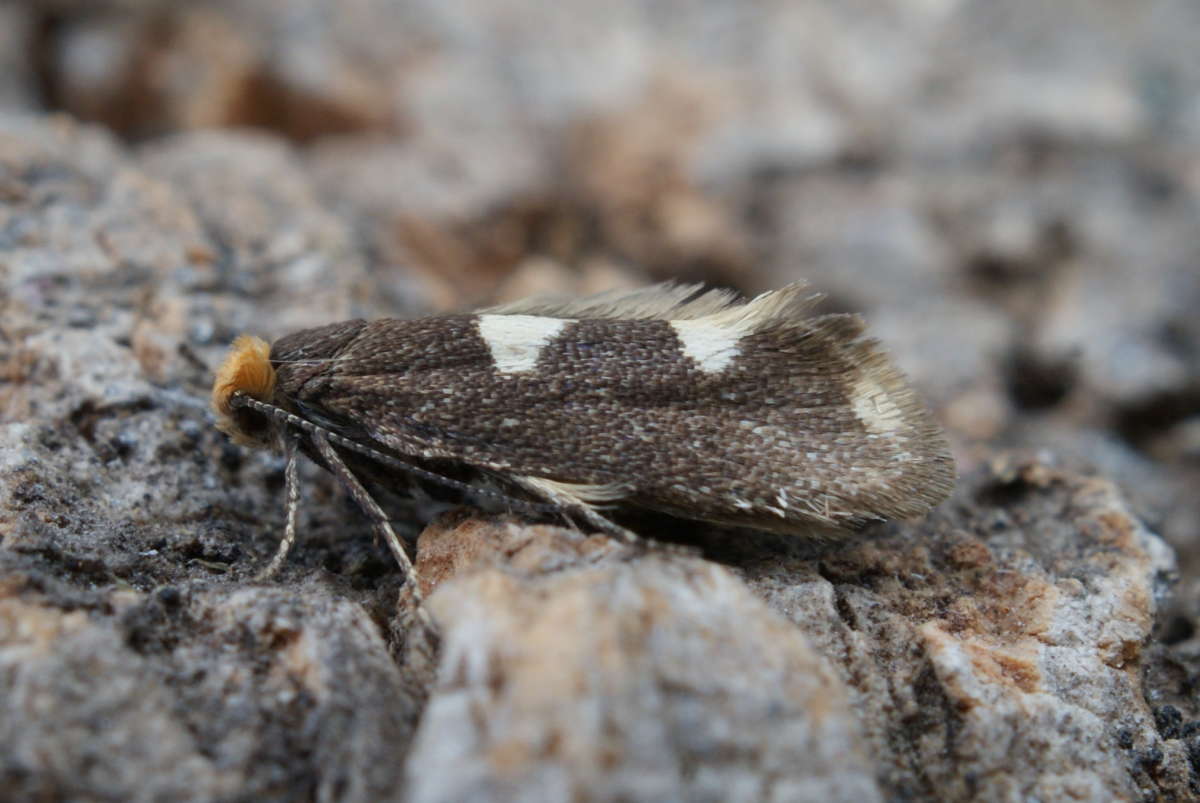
3,1,1198,618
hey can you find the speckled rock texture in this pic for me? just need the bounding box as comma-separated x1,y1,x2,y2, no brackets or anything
410,521,881,803
3,1,1200,801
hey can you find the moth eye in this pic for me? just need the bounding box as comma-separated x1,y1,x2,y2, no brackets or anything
231,398,272,442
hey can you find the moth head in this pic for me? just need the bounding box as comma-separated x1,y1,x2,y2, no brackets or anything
212,335,278,448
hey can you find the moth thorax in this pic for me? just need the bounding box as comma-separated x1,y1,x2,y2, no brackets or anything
212,335,277,447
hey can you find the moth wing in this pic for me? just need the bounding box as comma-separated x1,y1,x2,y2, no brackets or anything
275,285,953,537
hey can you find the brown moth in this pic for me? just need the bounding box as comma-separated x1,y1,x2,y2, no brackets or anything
212,283,955,585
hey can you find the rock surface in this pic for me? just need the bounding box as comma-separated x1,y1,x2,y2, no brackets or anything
410,521,880,803
3,1,1200,800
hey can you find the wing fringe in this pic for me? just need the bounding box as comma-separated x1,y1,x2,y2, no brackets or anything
482,282,773,322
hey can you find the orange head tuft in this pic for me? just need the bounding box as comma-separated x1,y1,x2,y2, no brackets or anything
212,335,277,445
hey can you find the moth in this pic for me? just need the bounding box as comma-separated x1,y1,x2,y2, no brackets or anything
212,283,955,592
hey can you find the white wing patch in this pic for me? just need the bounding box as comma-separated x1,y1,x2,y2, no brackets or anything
667,284,818,374
851,374,906,435
670,318,745,373
477,314,571,374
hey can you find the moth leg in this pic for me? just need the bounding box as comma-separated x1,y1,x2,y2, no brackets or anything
310,433,438,631
254,429,301,581
516,476,642,544
310,430,417,582
571,506,641,545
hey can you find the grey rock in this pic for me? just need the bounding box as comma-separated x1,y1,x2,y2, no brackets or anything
408,521,881,803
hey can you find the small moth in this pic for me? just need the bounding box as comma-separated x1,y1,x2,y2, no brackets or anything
212,283,954,588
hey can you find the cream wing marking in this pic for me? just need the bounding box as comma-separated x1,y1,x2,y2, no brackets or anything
668,286,812,374
477,314,572,374
850,374,906,436
670,319,744,374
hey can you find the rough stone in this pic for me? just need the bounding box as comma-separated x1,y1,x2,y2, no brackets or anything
0,578,421,802
744,455,1180,800
408,520,881,803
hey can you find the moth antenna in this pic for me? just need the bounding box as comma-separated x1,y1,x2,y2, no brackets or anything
268,357,354,366
516,476,640,544
514,477,697,560
254,429,301,581
229,394,564,516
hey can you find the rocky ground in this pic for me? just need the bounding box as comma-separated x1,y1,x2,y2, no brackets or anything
2,1,1199,800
